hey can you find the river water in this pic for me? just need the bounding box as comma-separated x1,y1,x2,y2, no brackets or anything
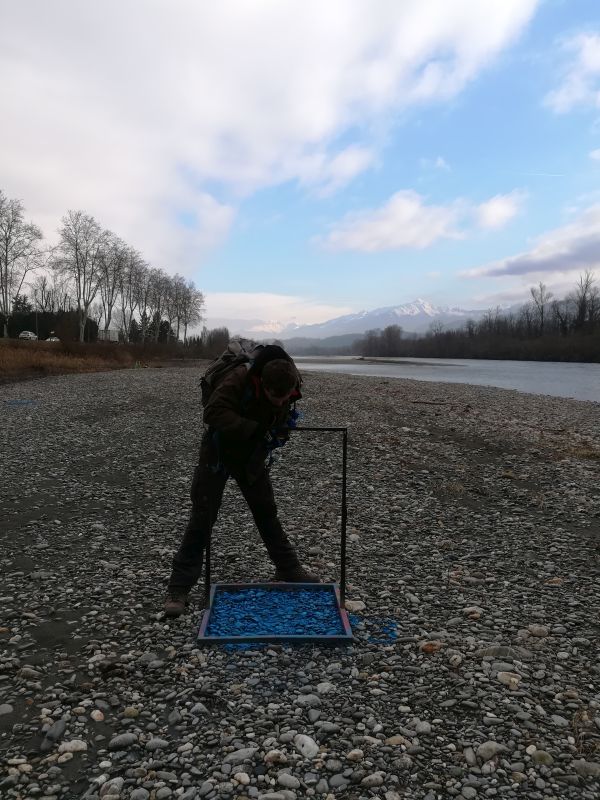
295,356,600,403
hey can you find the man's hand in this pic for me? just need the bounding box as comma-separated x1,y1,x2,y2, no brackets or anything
265,427,288,449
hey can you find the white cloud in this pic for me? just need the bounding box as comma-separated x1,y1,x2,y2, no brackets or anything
463,205,600,278
0,1,539,273
468,275,594,308
320,187,524,252
590,148,600,161
317,146,377,194
321,190,463,251
476,190,526,230
420,155,451,170
469,286,533,306
545,33,600,113
159,192,236,272
204,292,354,330
294,146,376,196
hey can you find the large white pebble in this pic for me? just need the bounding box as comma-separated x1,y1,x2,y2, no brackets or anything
477,741,506,762
347,749,364,762
58,740,88,753
278,772,300,789
497,671,521,690
316,681,335,694
264,749,287,765
527,624,549,637
345,600,366,612
293,734,319,759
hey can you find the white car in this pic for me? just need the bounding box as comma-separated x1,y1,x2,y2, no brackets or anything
18,331,38,340
45,336,60,342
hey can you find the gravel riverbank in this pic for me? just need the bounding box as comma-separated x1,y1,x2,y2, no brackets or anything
1,367,599,800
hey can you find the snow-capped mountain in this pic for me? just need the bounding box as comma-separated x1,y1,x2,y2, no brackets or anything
230,299,488,339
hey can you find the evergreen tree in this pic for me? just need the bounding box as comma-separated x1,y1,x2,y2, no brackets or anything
12,294,33,314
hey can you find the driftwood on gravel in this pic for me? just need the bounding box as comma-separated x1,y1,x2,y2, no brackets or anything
1,367,599,799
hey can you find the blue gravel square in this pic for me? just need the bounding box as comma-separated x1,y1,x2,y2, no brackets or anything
200,584,351,641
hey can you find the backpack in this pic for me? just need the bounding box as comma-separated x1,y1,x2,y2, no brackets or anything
200,339,264,405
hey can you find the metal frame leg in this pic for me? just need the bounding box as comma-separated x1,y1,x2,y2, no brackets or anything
204,496,212,608
340,428,347,607
203,426,350,609
292,427,348,608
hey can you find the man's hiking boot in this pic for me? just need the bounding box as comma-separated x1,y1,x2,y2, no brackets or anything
273,565,321,583
164,592,190,618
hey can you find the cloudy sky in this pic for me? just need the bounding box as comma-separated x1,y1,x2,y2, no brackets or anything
2,0,600,328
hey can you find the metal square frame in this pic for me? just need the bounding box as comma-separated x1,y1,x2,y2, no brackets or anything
198,426,353,645
203,426,349,606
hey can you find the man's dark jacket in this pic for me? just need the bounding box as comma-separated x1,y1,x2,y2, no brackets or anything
203,365,299,481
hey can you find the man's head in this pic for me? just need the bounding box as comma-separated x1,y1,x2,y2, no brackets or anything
261,359,298,407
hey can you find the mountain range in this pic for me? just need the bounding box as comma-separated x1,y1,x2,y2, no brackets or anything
219,299,491,340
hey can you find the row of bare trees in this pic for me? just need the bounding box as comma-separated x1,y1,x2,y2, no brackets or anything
471,273,599,340
1,190,205,342
419,274,599,343
354,273,600,362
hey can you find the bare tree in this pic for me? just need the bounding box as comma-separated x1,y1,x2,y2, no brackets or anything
89,301,104,328
52,273,73,312
479,307,504,337
381,324,403,355
30,271,55,312
180,282,204,343
571,270,596,332
530,281,553,335
98,232,126,332
118,248,144,341
519,303,535,338
54,210,106,341
359,329,380,357
169,273,187,341
588,280,600,333
147,268,169,341
551,298,572,337
134,262,153,341
163,273,178,343
0,190,43,336
32,271,72,313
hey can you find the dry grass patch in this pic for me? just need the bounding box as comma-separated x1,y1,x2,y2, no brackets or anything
0,339,135,381
548,440,600,462
568,444,600,460
558,443,600,461
444,480,467,495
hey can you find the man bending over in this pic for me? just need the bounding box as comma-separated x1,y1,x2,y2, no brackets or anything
165,346,319,617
